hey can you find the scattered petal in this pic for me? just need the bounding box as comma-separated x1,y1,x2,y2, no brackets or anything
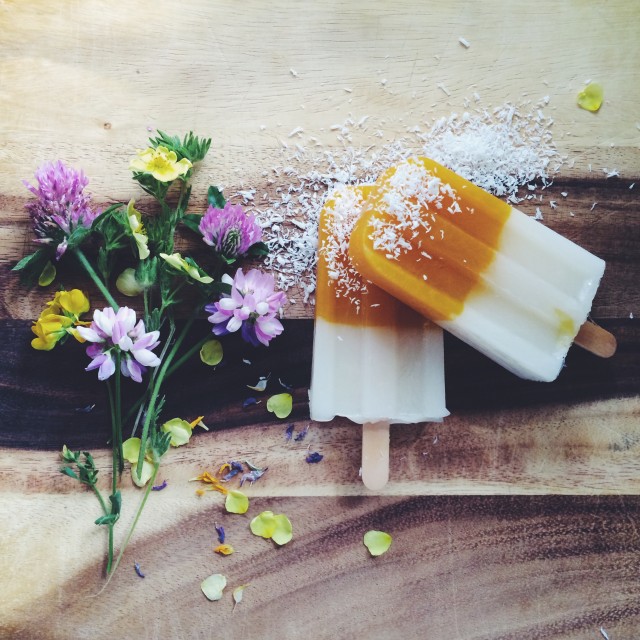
294,425,309,441
131,459,155,487
364,530,392,557
278,377,293,390
134,561,145,578
271,514,293,545
201,573,227,601
577,82,604,112
225,489,249,514
122,437,141,463
246,375,269,392
267,393,293,419
284,423,295,441
161,418,193,447
200,339,223,366
215,523,225,544
305,451,323,463
214,544,234,556
38,261,56,287
250,511,293,545
243,397,259,408
250,511,277,539
152,479,168,491
232,584,250,609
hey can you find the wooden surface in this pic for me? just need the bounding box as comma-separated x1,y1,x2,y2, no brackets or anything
1,1,639,638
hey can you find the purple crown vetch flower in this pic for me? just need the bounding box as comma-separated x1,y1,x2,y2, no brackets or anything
205,268,286,347
23,161,100,259
76,307,161,382
199,203,262,260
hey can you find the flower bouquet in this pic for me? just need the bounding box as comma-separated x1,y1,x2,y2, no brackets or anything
13,132,286,579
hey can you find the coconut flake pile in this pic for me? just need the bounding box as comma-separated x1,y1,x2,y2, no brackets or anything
229,99,560,305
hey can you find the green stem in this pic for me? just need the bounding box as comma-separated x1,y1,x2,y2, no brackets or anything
135,316,194,479
166,335,209,377
97,462,160,587
92,485,114,576
74,248,119,310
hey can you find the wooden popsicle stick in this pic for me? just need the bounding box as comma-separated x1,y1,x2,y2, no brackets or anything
574,321,617,358
361,421,390,490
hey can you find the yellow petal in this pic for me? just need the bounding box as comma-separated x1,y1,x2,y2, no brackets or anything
363,530,392,557
200,339,223,366
250,511,277,538
577,82,604,112
266,393,293,419
131,459,155,487
225,490,249,514
122,437,141,463
213,544,234,556
38,261,56,287
271,514,293,545
161,418,193,447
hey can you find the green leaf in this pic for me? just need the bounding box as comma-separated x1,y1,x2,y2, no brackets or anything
109,490,122,516
247,241,270,258
60,466,79,480
181,213,203,235
363,530,392,557
207,185,226,208
37,261,56,286
95,514,119,526
200,339,223,366
266,393,293,419
12,248,51,287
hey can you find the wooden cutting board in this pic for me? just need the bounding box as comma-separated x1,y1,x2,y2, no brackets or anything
0,1,639,638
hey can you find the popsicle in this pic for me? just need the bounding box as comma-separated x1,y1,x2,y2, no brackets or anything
309,183,448,489
349,157,615,383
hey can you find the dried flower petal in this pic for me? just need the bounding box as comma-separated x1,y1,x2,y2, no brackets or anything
363,530,392,557
225,489,249,514
214,544,234,556
305,451,323,464
266,393,292,419
201,573,227,601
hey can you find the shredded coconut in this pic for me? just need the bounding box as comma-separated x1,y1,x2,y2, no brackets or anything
229,99,560,305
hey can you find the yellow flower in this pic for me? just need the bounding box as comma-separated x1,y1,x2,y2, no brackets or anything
129,145,192,182
159,252,213,284
31,289,90,350
126,200,150,259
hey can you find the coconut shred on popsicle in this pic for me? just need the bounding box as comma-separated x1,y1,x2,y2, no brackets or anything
348,157,615,383
309,184,448,489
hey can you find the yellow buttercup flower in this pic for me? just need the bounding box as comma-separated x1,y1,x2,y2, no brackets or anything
129,145,192,182
31,289,90,350
126,200,150,259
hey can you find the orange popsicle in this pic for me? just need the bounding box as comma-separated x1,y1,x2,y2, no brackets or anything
309,183,448,488
349,157,610,382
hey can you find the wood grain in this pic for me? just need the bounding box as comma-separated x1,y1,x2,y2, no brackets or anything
1,1,639,637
